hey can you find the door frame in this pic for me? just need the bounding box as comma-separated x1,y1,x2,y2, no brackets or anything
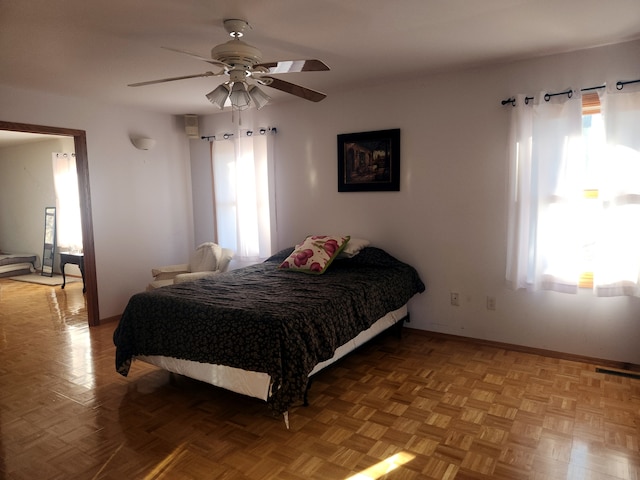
0,121,100,326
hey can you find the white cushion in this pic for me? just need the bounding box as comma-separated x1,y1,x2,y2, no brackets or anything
146,279,174,290
339,237,370,258
218,248,234,272
147,243,234,290
151,263,190,280
190,242,222,272
174,270,222,284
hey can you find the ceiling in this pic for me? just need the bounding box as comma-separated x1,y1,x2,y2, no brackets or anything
0,131,64,147
1,0,640,117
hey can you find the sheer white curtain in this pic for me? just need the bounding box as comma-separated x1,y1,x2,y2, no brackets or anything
505,92,583,293
506,86,640,296
594,87,640,296
211,130,273,262
52,152,83,252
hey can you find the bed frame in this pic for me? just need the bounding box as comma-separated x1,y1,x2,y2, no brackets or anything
136,304,409,427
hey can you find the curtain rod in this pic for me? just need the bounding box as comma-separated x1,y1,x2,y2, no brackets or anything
501,78,640,106
201,127,277,141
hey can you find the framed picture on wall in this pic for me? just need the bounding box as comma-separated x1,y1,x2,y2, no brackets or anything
337,128,400,192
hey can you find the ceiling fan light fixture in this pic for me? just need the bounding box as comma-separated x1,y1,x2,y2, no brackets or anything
229,82,251,110
248,84,271,110
131,18,329,119
206,84,230,109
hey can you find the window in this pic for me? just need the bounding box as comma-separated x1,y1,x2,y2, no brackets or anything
210,130,274,262
52,152,83,252
577,92,602,288
506,87,640,296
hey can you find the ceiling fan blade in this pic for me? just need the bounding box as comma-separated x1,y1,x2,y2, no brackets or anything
254,59,330,74
128,71,220,87
259,76,327,102
161,46,230,69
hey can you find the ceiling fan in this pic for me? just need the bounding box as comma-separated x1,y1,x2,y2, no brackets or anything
128,19,330,111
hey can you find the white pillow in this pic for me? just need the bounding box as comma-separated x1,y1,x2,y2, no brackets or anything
339,237,370,258
190,242,222,272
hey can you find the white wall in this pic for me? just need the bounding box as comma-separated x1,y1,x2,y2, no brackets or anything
0,87,194,319
195,39,640,364
0,138,72,267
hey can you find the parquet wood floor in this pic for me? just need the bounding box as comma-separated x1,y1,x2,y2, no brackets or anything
1,278,638,479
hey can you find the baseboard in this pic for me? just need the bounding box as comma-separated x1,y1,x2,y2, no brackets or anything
405,327,640,372
98,314,121,325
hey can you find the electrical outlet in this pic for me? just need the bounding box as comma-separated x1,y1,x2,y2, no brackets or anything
450,292,460,306
486,296,496,310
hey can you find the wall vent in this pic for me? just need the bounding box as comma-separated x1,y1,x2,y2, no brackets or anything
595,367,640,380
184,114,199,139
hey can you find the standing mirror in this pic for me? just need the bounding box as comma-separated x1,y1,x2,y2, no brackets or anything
42,207,56,277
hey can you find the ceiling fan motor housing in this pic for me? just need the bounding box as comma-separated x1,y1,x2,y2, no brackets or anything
211,39,262,68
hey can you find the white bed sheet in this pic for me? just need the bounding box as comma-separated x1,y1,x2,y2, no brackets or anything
0,262,35,275
136,304,408,401
0,253,38,275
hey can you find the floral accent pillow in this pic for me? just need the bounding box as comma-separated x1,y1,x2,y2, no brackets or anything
278,235,350,274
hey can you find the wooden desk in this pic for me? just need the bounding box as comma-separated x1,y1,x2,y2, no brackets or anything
59,252,85,293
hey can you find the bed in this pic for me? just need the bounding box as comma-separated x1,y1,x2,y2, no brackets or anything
113,242,425,425
0,252,38,278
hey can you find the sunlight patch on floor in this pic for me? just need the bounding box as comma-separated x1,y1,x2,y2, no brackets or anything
345,452,415,480
144,442,189,479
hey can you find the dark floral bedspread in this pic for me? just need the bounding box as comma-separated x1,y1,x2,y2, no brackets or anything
113,247,425,413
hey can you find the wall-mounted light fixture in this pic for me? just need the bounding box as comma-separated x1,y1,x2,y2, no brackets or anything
130,137,156,150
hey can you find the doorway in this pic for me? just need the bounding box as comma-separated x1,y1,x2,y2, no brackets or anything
0,121,99,326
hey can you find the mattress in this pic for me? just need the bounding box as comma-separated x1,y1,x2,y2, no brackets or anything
136,304,408,401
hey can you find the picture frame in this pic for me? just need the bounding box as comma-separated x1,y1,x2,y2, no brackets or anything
337,128,400,192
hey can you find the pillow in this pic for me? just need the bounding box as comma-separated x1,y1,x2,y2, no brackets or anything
338,237,370,258
278,235,350,274
190,242,222,272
